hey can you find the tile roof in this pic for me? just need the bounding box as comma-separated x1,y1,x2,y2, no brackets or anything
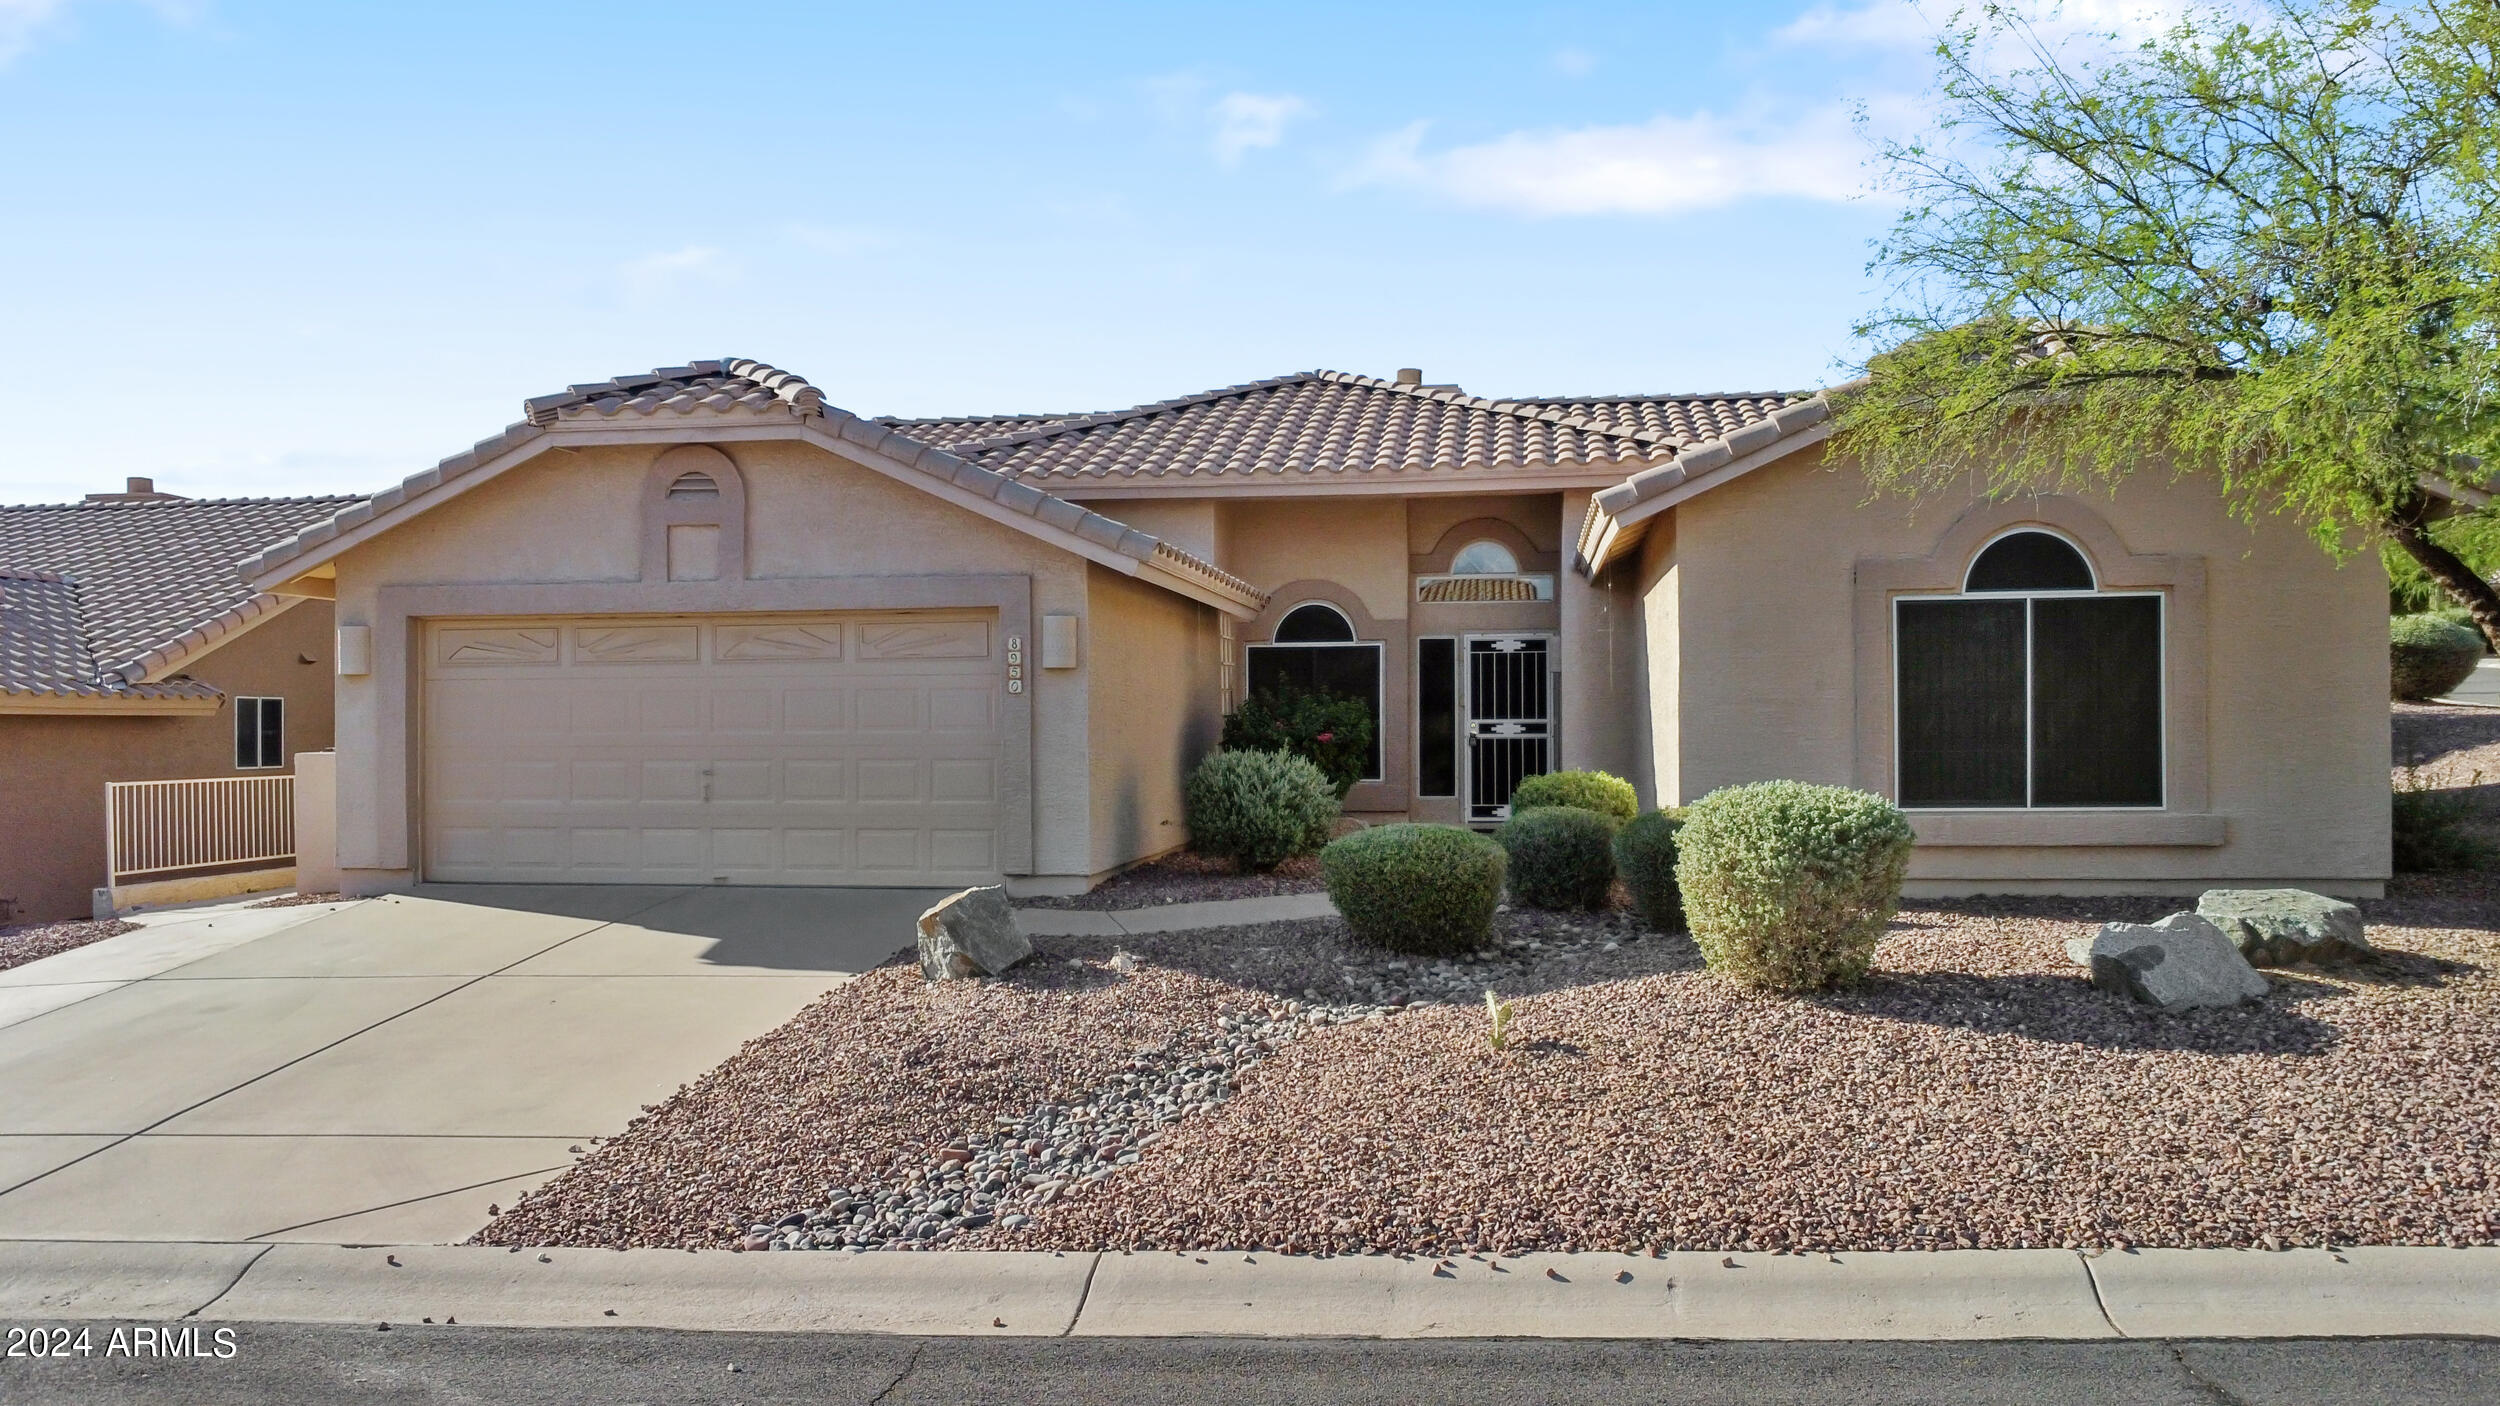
1516,393,1813,446
1416,576,1545,603
240,359,1268,615
876,413,1079,446
947,371,1680,485
0,495,359,696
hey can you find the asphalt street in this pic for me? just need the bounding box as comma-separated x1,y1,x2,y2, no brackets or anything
3,1326,2495,1405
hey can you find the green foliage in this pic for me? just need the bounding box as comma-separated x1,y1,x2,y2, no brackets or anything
1507,770,1639,825
1839,2,2500,619
1183,749,1338,873
1613,808,1688,932
1495,806,1619,911
2392,765,2494,871
1674,781,1915,995
2391,614,2484,700
1321,824,1505,954
1482,989,1517,1052
1220,687,1375,798
2385,514,2500,615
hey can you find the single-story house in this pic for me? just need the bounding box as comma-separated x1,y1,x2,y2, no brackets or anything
236,358,2389,900
0,481,352,922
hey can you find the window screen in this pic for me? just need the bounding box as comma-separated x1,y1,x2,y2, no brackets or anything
2031,596,2163,805
1417,637,1457,797
235,696,285,770
1896,600,2027,807
1246,645,1384,780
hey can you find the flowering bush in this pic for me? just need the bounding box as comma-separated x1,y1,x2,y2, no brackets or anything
1220,687,1374,796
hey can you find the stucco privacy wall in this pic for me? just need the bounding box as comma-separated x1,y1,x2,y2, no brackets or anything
1640,448,2390,894
325,439,1098,890
1085,563,1222,877
0,601,335,922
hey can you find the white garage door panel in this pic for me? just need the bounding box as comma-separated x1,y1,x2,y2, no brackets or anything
423,613,1006,886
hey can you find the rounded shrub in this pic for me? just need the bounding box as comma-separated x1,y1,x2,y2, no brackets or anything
1506,770,1639,825
1613,808,1688,932
1496,806,1618,911
1674,781,1914,994
2391,613,2484,701
1184,749,1339,873
1322,824,1505,954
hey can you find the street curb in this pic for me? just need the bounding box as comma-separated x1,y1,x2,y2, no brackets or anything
4,1242,2496,1339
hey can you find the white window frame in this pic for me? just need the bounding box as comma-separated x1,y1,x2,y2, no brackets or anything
1894,527,2167,811
234,695,286,771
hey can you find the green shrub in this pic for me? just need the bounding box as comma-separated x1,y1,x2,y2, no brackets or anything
1220,687,1375,797
2392,765,2494,871
1184,749,1338,872
1674,781,1915,994
1507,770,1639,825
2428,605,2492,653
1613,808,1688,931
2391,614,2484,700
1496,806,1618,910
1322,824,1505,954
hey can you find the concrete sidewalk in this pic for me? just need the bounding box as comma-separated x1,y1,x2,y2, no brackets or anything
1015,891,1334,938
2,1242,2494,1340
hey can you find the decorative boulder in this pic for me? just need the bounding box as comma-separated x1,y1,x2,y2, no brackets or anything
916,886,1030,982
2079,912,2270,1012
2194,888,2371,967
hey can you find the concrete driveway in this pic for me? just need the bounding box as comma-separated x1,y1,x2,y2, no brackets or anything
0,884,938,1245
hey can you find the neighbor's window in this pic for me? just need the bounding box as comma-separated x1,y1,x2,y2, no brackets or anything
235,696,285,770
1894,530,2162,809
1246,602,1384,781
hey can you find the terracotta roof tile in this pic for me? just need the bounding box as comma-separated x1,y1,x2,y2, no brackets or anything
1416,576,1543,603
952,371,1679,484
0,495,356,696
875,413,1078,445
1514,393,1813,445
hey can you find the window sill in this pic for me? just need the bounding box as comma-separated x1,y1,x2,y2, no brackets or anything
1908,812,2226,848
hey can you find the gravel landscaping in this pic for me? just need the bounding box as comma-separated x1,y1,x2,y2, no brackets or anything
0,917,137,974
480,879,2497,1256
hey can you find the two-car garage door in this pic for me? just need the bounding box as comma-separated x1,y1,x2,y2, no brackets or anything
422,612,1006,886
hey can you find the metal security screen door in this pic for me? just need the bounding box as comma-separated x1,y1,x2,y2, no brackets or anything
1466,635,1552,823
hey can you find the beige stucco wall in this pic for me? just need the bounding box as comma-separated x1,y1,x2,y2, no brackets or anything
1638,448,2390,893
0,600,336,922
325,437,1102,889
1084,563,1222,875
1078,498,1226,567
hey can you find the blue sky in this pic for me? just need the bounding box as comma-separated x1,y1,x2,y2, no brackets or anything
0,1,2176,501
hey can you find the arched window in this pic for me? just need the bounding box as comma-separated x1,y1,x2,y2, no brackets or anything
1965,530,2093,591
1273,602,1355,643
1449,540,1519,576
1246,600,1383,782
1896,530,2161,809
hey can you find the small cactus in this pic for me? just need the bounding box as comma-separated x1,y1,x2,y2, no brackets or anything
1483,989,1517,1052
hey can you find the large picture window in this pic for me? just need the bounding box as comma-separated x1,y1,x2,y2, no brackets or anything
1894,531,2163,809
1246,602,1384,781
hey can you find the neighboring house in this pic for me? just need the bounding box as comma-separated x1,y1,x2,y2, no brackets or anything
235,359,2390,901
0,482,355,921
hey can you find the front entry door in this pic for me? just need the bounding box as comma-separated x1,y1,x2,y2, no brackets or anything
1465,635,1553,823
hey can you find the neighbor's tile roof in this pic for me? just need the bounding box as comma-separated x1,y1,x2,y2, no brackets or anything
876,412,1078,446
0,495,358,696
944,371,1681,484
1517,393,1813,446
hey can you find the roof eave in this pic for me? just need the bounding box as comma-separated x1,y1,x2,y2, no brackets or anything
0,689,222,716
1577,396,1838,581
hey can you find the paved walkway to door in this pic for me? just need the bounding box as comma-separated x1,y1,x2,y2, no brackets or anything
0,884,939,1245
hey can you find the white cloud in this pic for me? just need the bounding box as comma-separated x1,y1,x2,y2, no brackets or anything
0,0,70,64
1347,103,1891,217
1775,0,2201,51
1210,91,1310,165
619,245,732,297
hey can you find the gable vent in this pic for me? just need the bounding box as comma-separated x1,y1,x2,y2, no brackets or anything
666,471,721,500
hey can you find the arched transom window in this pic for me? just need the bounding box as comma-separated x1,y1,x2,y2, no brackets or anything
1896,529,2162,809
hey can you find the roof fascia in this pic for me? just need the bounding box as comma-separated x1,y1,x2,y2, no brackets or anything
0,691,221,716
122,592,311,686
1605,420,1835,532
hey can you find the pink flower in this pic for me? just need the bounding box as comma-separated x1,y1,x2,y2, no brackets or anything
1315,732,1334,743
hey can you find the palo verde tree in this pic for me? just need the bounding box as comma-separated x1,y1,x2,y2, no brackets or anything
1839,1,2500,644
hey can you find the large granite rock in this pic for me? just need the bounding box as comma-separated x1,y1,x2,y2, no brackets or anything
2194,888,2371,967
2078,912,2270,1012
916,886,1031,982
